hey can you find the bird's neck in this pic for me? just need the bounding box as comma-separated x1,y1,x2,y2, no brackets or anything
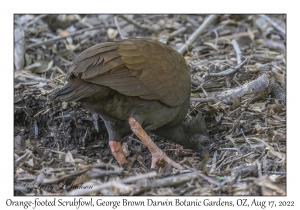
152,122,195,150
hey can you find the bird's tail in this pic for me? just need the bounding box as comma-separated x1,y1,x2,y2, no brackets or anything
52,77,109,102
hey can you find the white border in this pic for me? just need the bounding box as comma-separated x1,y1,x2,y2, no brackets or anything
3,1,298,209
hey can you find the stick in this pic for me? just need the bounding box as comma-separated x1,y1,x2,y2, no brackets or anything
24,14,47,28
114,16,126,39
167,27,186,41
215,73,270,104
26,26,103,49
178,15,219,54
190,97,215,103
204,57,248,77
206,30,258,43
118,15,157,32
231,39,242,64
259,14,285,35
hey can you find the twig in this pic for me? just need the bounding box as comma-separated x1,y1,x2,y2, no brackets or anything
43,168,91,184
206,30,258,43
132,171,220,195
14,27,25,70
226,134,242,154
26,26,103,49
209,151,218,174
87,168,122,178
212,29,219,46
114,16,126,39
118,15,157,32
216,73,269,104
263,171,286,175
121,171,157,183
34,119,38,136
128,136,145,145
197,171,221,187
14,81,39,89
184,16,199,27
16,73,47,82
190,97,215,103
191,85,202,92
241,130,266,154
54,114,71,119
192,71,262,103
92,162,123,171
57,54,72,66
167,27,186,41
216,152,254,171
178,15,219,54
24,14,47,28
51,69,66,81
259,15,285,35
92,114,99,132
204,57,248,77
201,85,209,97
127,152,140,172
256,160,262,177
231,39,242,64
223,112,246,138
218,148,238,151
137,155,148,171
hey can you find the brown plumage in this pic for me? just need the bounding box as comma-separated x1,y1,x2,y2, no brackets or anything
53,38,210,169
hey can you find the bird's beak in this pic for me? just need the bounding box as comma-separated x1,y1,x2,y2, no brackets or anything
204,153,210,160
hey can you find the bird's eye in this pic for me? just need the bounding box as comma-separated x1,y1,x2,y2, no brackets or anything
202,140,209,146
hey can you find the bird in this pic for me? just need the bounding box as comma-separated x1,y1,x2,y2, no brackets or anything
52,38,211,169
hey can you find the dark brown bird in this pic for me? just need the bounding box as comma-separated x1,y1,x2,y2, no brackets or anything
53,38,210,169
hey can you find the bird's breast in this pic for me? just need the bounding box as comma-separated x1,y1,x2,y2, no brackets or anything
82,89,184,131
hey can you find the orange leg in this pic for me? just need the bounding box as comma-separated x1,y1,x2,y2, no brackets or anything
129,117,183,170
109,141,127,165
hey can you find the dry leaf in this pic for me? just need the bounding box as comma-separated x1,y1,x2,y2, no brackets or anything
122,143,130,157
25,60,53,73
65,151,75,164
14,27,25,70
107,28,118,40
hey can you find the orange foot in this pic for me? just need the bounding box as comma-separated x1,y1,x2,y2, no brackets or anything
128,117,183,170
109,141,127,165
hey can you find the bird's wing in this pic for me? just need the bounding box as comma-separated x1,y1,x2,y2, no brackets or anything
68,39,191,107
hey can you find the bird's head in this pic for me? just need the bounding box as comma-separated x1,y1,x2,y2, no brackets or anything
190,134,211,159
185,114,212,158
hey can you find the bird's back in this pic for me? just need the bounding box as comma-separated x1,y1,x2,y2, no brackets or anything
53,39,191,136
